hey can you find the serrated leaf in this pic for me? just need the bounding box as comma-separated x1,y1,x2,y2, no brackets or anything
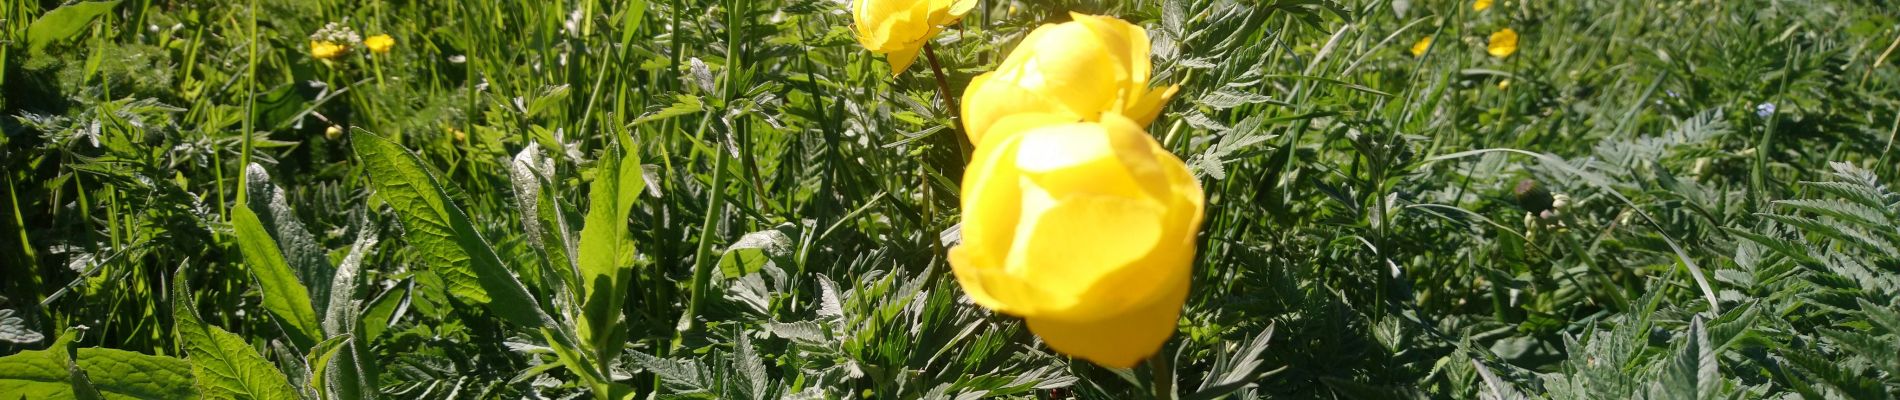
1652,318,1719,400
733,334,768,400
352,129,551,329
1198,90,1277,109
172,268,302,400
26,1,120,53
231,205,322,350
0,347,197,399
632,95,706,126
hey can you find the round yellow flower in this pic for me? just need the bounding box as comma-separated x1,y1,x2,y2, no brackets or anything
365,34,395,54
1410,36,1433,57
310,40,348,60
1488,28,1518,58
1473,0,1494,11
959,13,1178,146
853,0,976,74
948,112,1205,368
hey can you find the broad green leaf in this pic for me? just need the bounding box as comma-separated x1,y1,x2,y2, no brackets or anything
0,347,197,399
718,226,793,279
246,164,337,313
352,129,551,329
25,1,120,53
231,205,322,350
172,269,302,400
575,145,642,376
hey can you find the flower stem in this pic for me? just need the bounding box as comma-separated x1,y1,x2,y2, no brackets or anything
1149,353,1173,399
922,43,971,163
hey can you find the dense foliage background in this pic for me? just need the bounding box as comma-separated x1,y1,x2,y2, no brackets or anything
5,0,1900,398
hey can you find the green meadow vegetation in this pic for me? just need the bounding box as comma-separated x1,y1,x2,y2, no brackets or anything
4,0,1900,398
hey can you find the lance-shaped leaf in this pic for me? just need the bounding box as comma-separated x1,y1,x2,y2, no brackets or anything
230,205,322,350
245,164,336,313
172,268,302,400
351,129,551,329
575,145,643,368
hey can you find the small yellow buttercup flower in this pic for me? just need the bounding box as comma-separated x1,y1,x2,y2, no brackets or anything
1410,36,1433,57
949,112,1205,368
1473,0,1494,11
310,40,348,60
960,13,1178,145
853,0,976,74
365,34,395,54
1488,28,1519,58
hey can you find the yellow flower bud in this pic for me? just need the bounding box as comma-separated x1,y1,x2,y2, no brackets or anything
1410,36,1433,57
1488,28,1518,58
365,34,395,54
310,40,348,60
853,0,976,74
948,112,1205,368
959,13,1179,146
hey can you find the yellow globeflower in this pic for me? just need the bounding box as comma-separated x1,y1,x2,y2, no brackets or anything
1488,28,1519,58
310,40,348,60
853,0,976,74
1410,36,1433,57
948,112,1205,368
960,13,1178,145
1473,0,1493,11
365,34,395,54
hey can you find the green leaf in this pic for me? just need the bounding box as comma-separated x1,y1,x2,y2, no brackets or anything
25,1,121,53
246,164,337,313
351,129,551,329
575,145,643,378
630,94,704,126
319,233,379,400
231,205,322,350
172,268,301,400
0,347,198,399
303,335,350,400
0,309,44,345
718,225,794,279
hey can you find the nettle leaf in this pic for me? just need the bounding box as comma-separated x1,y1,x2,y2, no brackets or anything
231,205,323,350
576,144,643,368
25,1,120,52
0,309,44,344
0,347,197,399
352,129,551,329
172,269,302,400
1652,319,1721,400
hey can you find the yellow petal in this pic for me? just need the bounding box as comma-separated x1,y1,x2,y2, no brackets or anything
1473,0,1494,11
1124,84,1178,128
1010,192,1169,314
886,44,923,75
1488,28,1518,58
1411,36,1433,57
1024,270,1187,368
